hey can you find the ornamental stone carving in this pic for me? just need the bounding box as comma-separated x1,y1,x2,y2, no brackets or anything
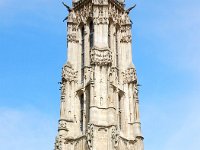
69,0,131,26
122,66,137,84
108,4,131,25
62,62,78,82
86,124,94,150
120,25,132,43
55,136,63,150
90,47,112,66
120,35,132,43
93,17,109,25
58,119,69,132
60,81,66,99
93,0,108,5
68,33,79,43
68,3,92,24
111,126,119,149
120,25,131,33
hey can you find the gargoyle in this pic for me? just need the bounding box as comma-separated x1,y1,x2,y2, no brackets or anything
63,16,68,22
62,2,72,12
62,2,72,22
126,4,136,14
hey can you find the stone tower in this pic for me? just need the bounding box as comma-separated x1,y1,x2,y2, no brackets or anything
55,0,144,150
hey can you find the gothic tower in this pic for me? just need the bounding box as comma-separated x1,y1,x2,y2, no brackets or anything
55,0,144,150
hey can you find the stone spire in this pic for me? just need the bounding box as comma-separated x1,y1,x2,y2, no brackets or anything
54,0,144,150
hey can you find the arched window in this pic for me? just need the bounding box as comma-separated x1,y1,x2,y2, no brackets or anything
81,26,85,83
80,94,84,132
89,21,94,48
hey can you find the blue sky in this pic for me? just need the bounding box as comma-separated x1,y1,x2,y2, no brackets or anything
0,0,200,149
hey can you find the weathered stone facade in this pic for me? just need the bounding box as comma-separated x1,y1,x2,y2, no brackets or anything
55,0,144,150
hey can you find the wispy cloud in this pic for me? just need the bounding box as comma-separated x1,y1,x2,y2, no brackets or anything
0,0,63,26
163,96,200,150
0,107,57,150
137,1,200,77
141,90,200,150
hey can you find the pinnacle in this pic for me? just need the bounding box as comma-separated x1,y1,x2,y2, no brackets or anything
128,63,136,69
65,61,72,67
